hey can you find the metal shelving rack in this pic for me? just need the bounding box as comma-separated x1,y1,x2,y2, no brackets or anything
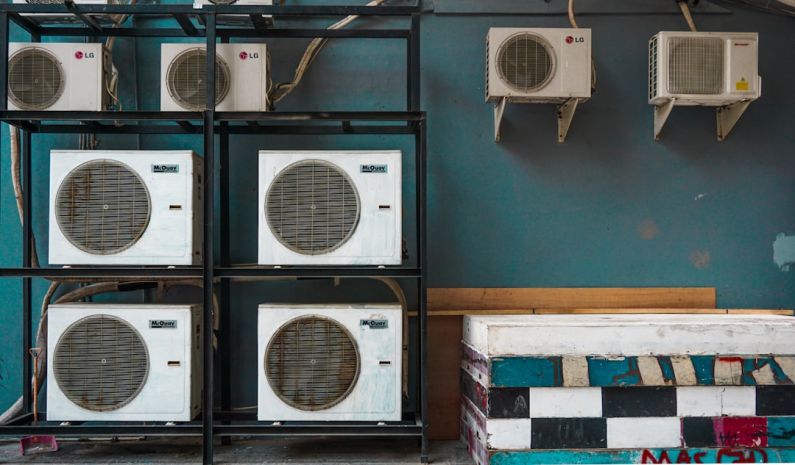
0,3,427,464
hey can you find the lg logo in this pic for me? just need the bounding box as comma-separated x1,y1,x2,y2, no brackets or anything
565,36,585,44
74,51,96,59
239,51,260,60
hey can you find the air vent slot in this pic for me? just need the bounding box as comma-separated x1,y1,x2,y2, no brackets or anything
265,160,361,255
55,159,152,255
8,47,65,110
53,315,149,412
166,47,231,111
265,315,360,411
496,32,555,92
668,36,724,95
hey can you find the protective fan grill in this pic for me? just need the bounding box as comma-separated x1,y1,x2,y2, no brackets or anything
166,48,231,110
497,33,554,92
8,47,65,110
668,37,724,95
55,159,151,255
208,0,238,4
265,316,360,411
53,315,149,412
265,160,361,255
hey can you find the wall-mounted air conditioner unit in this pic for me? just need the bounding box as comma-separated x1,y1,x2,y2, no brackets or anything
47,304,202,422
486,27,592,142
48,150,203,265
648,31,760,141
161,43,269,112
258,304,402,421
7,43,109,111
258,150,402,266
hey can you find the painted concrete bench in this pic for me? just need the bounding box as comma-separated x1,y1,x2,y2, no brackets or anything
460,314,795,465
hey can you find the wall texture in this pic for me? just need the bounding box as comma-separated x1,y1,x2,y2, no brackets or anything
1,0,794,413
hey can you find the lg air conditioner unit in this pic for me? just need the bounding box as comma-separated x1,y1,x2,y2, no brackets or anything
648,32,760,140
258,150,402,266
7,42,109,111
161,43,269,111
258,304,402,422
48,150,203,265
47,304,202,422
486,28,591,142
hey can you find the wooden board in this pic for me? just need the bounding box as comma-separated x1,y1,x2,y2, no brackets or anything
426,287,719,440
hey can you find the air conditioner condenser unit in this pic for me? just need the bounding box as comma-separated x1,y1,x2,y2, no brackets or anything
11,0,118,25
648,31,761,140
486,27,592,142
161,43,269,111
258,150,402,266
7,42,109,111
47,304,202,422
258,304,403,422
198,0,274,26
48,150,203,265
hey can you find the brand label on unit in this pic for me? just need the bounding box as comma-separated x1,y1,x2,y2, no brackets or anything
361,319,388,329
150,320,178,329
152,164,180,173
360,164,388,173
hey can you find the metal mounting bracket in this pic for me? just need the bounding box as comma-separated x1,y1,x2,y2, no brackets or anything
653,98,675,141
716,100,751,141
557,98,579,143
494,97,508,142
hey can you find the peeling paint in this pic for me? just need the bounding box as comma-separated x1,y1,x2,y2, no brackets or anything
773,233,795,271
694,193,708,201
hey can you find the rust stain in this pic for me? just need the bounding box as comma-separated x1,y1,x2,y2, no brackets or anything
690,250,711,269
638,219,660,240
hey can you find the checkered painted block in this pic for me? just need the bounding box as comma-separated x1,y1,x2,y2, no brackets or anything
463,344,795,387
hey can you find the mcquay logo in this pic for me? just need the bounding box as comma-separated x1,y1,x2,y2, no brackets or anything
360,319,388,329
152,164,179,173
149,320,177,329
360,164,388,173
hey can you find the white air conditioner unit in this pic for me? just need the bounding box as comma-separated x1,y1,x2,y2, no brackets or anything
648,31,761,141
7,42,109,111
258,150,402,266
161,43,269,112
258,304,402,422
48,150,203,266
486,28,591,142
47,304,202,422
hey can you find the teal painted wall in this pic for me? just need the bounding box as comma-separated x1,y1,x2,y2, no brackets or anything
1,1,794,412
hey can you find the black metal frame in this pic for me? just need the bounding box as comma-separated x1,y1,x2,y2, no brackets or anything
0,3,427,464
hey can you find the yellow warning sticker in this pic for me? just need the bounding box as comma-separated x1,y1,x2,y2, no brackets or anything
736,78,749,91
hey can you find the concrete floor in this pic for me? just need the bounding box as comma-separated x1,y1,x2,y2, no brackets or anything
0,438,473,464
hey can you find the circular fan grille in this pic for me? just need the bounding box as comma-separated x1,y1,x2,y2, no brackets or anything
53,315,149,412
265,160,361,255
497,33,555,92
55,160,151,255
8,48,65,110
166,48,231,111
265,316,360,411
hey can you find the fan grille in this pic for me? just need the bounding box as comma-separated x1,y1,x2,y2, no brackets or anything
497,33,554,92
8,47,65,110
208,0,238,4
55,159,151,255
668,37,724,94
265,316,360,411
53,315,149,412
265,160,360,255
166,48,231,111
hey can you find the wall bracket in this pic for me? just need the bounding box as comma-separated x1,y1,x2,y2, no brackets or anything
494,97,583,143
653,98,675,141
557,98,580,143
717,100,751,141
494,97,507,142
